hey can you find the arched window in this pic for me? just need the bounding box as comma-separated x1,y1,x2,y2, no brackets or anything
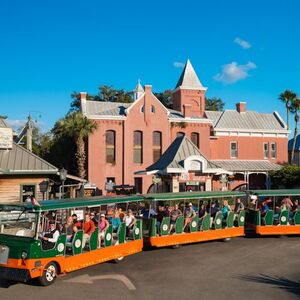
176,132,185,137
191,132,199,148
151,105,155,113
133,131,143,163
141,106,144,113
153,131,162,162
106,130,116,163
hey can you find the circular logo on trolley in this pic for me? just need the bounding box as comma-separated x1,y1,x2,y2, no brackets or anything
134,228,140,235
162,224,168,231
57,243,65,252
240,216,245,223
191,221,197,228
75,239,81,248
106,233,112,241
216,219,221,225
281,216,287,222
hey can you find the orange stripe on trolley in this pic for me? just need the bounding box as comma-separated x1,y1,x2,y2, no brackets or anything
256,225,300,235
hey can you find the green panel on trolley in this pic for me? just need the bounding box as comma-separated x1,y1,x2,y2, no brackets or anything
72,230,83,255
149,218,157,237
201,214,210,231
175,216,184,234
294,210,300,225
255,210,261,226
118,222,126,244
279,210,289,225
189,216,198,232
264,210,274,225
160,217,170,236
226,211,234,228
238,210,246,227
89,228,98,250
104,225,113,247
133,219,142,240
214,212,223,230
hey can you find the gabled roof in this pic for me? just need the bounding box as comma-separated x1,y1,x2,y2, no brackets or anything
205,110,287,131
0,118,8,128
175,59,206,90
146,135,221,173
0,142,58,175
211,160,282,172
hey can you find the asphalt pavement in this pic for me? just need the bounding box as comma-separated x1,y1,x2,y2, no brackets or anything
1,236,300,300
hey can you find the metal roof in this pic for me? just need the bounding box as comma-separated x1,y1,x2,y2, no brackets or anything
175,59,206,90
85,100,131,116
205,110,287,131
146,135,222,172
211,160,282,172
0,142,58,175
145,190,245,201
0,195,144,211
0,118,8,128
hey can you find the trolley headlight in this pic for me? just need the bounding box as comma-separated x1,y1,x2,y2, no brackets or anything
21,251,28,259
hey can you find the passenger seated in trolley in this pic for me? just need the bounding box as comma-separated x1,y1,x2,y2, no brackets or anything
183,202,196,231
98,214,109,248
221,200,231,219
41,220,60,250
198,203,207,227
169,204,182,234
290,199,300,219
234,197,244,216
248,195,258,209
124,209,136,237
156,205,169,235
64,216,76,242
82,213,95,248
111,210,121,233
208,201,219,228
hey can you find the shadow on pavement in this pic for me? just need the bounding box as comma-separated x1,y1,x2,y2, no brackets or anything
237,273,300,297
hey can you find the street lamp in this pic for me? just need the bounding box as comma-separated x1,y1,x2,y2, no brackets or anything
59,168,68,199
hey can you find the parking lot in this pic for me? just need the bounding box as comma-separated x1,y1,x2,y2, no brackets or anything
1,236,300,300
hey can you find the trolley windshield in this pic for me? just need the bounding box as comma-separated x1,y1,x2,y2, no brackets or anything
0,206,38,238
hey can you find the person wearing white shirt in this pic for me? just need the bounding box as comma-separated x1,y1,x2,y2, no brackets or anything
42,221,60,250
124,209,136,237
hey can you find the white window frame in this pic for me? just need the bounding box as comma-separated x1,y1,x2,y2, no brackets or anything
230,142,238,158
263,142,269,159
271,142,277,159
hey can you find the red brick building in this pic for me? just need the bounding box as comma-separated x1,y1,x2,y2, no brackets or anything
81,60,289,194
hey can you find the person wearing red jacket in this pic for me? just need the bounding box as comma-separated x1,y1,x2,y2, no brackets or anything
82,213,95,248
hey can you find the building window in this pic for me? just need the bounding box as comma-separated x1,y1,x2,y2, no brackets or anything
153,131,162,162
151,105,155,113
105,178,115,192
106,130,116,163
263,143,269,159
21,184,36,202
134,177,143,194
191,132,199,148
176,132,185,137
271,142,277,159
141,106,144,113
133,131,143,163
230,142,238,158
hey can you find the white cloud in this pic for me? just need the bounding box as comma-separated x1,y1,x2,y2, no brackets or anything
213,61,257,84
7,119,26,131
234,37,251,49
173,61,185,68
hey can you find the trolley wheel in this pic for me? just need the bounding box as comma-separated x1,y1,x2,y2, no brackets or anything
37,262,58,286
114,256,125,263
223,238,231,242
171,244,181,249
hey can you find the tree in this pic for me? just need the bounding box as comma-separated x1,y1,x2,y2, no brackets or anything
279,90,297,130
270,165,300,188
205,97,225,111
154,90,173,108
290,96,300,163
52,112,98,179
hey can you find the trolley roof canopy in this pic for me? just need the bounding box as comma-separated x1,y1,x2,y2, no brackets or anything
248,189,300,197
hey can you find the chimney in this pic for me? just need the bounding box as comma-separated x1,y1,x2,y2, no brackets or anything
236,102,246,113
80,92,87,114
183,104,192,118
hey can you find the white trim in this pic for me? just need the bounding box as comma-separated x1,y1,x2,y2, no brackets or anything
169,118,213,124
86,115,126,120
172,86,207,93
214,128,289,134
124,92,145,114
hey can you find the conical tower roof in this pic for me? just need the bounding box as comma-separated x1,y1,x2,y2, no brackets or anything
134,79,144,93
175,59,206,90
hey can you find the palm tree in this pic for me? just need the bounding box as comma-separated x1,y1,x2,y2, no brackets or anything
53,112,98,179
290,97,300,163
279,90,297,130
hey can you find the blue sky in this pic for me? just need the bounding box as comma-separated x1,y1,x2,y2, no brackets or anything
1,0,300,132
